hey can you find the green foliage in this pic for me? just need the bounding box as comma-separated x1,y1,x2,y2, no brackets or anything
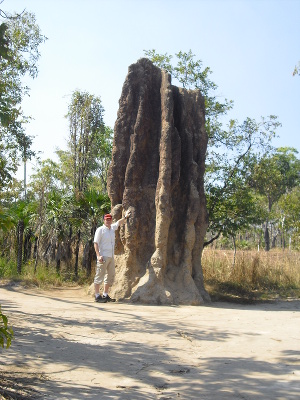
0,256,17,277
66,90,105,192
278,186,300,249
30,159,65,193
205,117,282,243
249,147,300,212
144,49,233,143
0,22,9,60
0,204,14,231
25,160,111,274
235,240,253,250
2,85,114,275
0,305,14,349
206,179,259,241
56,124,113,194
0,10,46,188
143,49,173,71
293,61,300,76
91,125,113,192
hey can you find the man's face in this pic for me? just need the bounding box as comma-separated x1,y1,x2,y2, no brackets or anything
104,218,112,228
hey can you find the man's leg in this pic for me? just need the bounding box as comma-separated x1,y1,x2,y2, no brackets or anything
94,261,107,302
102,257,116,302
94,283,100,297
103,282,110,295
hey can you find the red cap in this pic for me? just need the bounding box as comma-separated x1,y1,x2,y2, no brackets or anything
104,214,112,220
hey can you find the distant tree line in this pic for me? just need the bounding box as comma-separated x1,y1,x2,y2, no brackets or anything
0,9,112,278
145,50,300,253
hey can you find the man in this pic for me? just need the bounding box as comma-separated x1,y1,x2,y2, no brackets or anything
93,210,130,303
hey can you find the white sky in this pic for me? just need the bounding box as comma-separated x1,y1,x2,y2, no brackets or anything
3,0,300,179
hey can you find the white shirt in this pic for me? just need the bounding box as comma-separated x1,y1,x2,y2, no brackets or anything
94,221,120,257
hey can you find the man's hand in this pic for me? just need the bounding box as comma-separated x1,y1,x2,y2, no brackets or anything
124,210,131,219
97,255,103,263
118,209,131,226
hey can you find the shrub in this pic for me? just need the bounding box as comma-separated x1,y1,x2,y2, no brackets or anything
0,305,14,349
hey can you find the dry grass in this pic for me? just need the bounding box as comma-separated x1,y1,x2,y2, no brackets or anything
1,250,300,303
202,248,300,302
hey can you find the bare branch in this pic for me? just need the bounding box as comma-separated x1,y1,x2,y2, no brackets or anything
203,230,222,247
0,6,26,19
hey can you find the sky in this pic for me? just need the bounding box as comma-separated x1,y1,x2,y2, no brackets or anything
3,0,300,179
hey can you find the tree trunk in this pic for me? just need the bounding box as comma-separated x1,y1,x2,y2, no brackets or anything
82,225,97,277
271,232,278,248
264,223,270,251
34,224,43,273
74,230,80,279
56,242,62,274
232,235,237,268
23,229,32,262
51,238,56,261
87,238,94,277
34,236,40,273
33,236,38,259
63,225,73,268
82,239,94,277
17,220,24,274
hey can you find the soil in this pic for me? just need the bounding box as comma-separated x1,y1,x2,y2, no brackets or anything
0,283,299,399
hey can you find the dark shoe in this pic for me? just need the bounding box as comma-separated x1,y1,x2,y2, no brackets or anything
105,294,116,302
95,295,107,303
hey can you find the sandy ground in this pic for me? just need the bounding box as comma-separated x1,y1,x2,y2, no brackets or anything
0,284,299,400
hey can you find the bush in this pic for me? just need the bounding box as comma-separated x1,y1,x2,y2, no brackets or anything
0,305,14,349
0,257,18,278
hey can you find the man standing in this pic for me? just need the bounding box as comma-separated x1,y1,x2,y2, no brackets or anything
93,210,130,302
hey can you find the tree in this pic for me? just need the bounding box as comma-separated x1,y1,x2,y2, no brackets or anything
66,90,105,193
27,145,112,275
42,189,74,272
71,189,110,277
144,50,281,247
249,147,300,250
56,124,113,194
205,116,279,245
4,199,33,273
92,125,113,193
278,186,300,249
144,49,233,144
0,5,45,269
0,9,46,189
64,90,106,276
28,159,64,271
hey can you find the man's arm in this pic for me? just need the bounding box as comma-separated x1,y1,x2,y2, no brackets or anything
94,242,103,262
118,209,131,226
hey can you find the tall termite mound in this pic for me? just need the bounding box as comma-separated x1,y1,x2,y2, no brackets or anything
107,58,210,305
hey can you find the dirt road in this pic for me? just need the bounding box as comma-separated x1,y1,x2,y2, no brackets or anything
0,284,299,399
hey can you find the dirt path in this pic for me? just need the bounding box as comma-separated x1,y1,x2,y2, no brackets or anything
0,284,299,399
